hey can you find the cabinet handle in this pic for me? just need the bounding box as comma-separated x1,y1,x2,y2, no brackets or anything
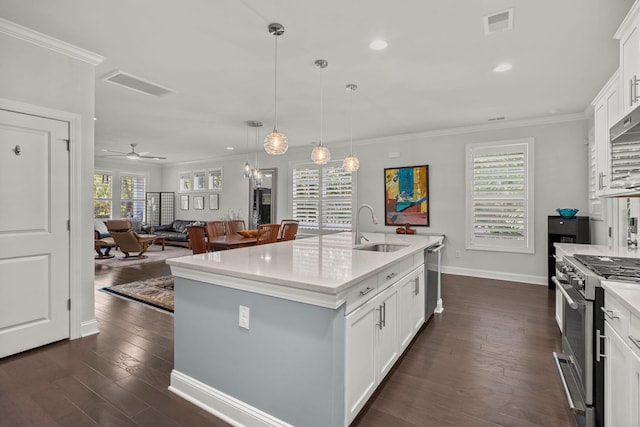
631,78,635,107
635,76,640,105
385,272,397,280
601,307,620,320
376,305,383,330
359,287,374,296
596,329,606,362
629,335,640,351
414,276,420,295
381,302,386,327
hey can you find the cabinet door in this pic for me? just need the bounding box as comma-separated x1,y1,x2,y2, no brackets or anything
345,299,377,423
605,321,631,427
376,286,399,380
621,24,640,116
410,269,425,334
398,274,414,350
631,350,640,427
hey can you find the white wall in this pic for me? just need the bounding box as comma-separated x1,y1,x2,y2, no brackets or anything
162,116,589,285
0,32,97,329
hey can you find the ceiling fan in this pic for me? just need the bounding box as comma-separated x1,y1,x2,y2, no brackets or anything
100,143,166,160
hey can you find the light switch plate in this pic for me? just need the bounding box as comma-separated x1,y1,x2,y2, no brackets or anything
239,305,250,330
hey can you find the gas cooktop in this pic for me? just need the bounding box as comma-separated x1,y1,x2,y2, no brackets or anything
574,254,640,283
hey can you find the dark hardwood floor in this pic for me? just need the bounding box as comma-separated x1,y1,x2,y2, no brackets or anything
0,262,576,426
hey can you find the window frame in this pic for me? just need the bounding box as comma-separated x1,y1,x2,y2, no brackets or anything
120,172,147,223
291,161,354,235
93,171,113,219
465,138,535,254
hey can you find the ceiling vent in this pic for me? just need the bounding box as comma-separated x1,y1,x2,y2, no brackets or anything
484,8,514,35
101,70,175,96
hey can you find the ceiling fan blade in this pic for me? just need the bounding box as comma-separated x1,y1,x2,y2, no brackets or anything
101,148,128,155
139,155,167,159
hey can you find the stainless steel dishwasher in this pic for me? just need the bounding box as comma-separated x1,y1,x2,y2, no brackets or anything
425,242,444,318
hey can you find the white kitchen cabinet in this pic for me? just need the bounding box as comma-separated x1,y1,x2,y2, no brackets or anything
631,350,640,426
617,3,640,117
591,71,620,199
604,321,632,427
375,285,399,380
345,263,425,425
399,268,425,350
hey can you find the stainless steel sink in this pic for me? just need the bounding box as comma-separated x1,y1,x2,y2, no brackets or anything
354,243,409,252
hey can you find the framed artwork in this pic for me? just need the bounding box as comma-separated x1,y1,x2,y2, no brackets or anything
194,196,204,210
209,193,219,210
180,195,189,210
384,165,429,226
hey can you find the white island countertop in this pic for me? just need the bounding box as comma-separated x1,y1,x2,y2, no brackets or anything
555,243,640,259
167,232,443,296
602,280,640,318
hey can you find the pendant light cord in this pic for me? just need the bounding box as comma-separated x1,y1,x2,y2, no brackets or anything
320,65,324,145
273,34,278,130
349,86,354,155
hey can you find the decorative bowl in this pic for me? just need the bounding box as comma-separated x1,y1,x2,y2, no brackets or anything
237,230,258,238
556,208,579,219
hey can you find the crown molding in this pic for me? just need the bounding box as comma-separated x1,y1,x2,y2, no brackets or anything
355,112,587,148
0,18,105,66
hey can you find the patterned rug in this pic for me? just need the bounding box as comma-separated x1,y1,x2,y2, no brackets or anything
101,276,174,312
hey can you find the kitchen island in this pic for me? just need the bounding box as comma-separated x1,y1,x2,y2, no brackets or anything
167,232,444,427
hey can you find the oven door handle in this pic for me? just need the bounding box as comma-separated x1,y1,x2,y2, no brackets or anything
552,276,579,309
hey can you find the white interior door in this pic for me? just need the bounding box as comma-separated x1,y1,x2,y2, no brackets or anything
0,109,70,358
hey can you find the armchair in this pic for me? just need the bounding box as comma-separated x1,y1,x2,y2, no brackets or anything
106,220,156,259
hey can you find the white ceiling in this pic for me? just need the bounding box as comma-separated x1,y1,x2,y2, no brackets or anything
0,0,635,164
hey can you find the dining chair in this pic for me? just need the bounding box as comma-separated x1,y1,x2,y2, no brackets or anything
278,220,299,241
256,223,281,245
225,220,246,235
206,221,225,239
187,226,208,254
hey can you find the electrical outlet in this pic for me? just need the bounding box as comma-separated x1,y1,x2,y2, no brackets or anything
239,305,250,330
455,250,461,258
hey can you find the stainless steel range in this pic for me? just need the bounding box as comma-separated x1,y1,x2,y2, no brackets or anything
553,253,640,427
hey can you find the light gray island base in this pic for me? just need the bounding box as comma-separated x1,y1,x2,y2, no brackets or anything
167,232,444,427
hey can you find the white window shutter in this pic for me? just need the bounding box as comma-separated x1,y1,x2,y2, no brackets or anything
465,138,534,253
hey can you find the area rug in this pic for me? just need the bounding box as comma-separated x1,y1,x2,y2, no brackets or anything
95,245,192,267
101,276,174,312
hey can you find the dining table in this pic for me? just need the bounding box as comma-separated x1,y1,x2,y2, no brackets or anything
208,233,258,251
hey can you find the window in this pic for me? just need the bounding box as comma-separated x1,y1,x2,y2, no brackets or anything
93,172,112,218
193,170,206,191
292,162,353,233
120,174,146,223
179,172,192,192
208,168,223,191
465,138,534,253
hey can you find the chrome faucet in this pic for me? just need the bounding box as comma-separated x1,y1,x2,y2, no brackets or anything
354,203,379,245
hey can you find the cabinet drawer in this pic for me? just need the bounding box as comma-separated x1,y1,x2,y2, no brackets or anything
345,275,378,314
378,257,413,290
630,313,640,357
548,218,577,235
604,292,630,338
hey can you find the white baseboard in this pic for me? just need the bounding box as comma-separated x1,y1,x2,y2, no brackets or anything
169,370,293,427
80,319,99,337
441,265,547,285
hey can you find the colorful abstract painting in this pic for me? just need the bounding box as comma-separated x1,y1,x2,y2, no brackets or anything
384,165,429,226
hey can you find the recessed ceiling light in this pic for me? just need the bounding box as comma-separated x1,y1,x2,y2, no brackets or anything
226,146,234,150
493,63,512,73
369,39,388,50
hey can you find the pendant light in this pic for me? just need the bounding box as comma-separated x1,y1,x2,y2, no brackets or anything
342,83,360,172
264,23,288,155
249,120,263,186
311,59,331,165
243,122,252,179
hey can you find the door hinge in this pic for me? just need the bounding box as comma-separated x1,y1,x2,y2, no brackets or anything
609,226,612,238
65,139,70,151
67,299,71,310
67,219,70,231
